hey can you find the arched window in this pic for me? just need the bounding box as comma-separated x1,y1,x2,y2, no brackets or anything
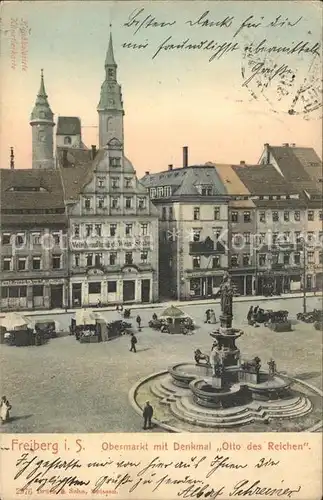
64,136,72,145
108,69,114,79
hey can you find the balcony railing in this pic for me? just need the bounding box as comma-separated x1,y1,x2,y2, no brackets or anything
189,237,226,256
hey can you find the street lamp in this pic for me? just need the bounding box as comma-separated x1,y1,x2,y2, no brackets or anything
300,237,307,314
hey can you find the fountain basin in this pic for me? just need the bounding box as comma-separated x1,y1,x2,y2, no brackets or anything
169,363,213,388
190,378,241,408
245,373,292,401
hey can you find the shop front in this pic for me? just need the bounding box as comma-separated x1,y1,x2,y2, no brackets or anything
0,278,68,311
188,273,223,300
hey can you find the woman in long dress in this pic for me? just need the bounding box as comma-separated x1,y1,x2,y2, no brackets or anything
0,396,11,423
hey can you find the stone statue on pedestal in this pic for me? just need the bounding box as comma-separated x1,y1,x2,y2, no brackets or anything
217,272,234,328
268,359,276,379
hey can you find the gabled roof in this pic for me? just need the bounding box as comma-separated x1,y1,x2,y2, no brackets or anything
215,164,251,195
233,164,297,195
268,145,322,195
56,116,81,135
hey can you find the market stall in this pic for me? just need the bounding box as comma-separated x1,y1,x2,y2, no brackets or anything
0,312,35,346
159,305,195,334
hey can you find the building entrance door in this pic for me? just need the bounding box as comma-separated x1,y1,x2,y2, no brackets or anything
123,280,135,302
141,279,150,303
72,283,82,307
50,285,63,309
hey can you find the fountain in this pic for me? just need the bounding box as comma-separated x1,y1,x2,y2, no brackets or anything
131,273,321,431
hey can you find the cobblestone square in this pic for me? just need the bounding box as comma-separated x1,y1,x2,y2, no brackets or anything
1,296,322,433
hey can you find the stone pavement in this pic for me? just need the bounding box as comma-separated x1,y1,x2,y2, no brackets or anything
0,295,322,433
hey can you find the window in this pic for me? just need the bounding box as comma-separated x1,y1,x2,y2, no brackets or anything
32,233,41,245
18,258,26,271
111,197,119,209
307,251,314,263
52,232,60,245
52,255,61,269
125,252,133,265
111,177,119,188
259,211,266,222
243,254,250,266
283,232,290,243
294,253,300,265
86,254,93,267
9,286,26,298
125,223,133,236
64,136,71,145
272,232,279,244
284,211,290,222
231,255,239,267
110,224,117,237
95,253,102,267
212,256,220,268
125,197,132,209
73,224,80,237
109,252,117,265
168,207,173,220
319,252,323,264
214,207,220,220
214,227,222,239
259,254,266,266
162,207,166,220
201,186,212,196
231,211,238,222
193,207,200,220
294,211,300,221
74,254,80,267
307,232,314,242
319,211,323,221
141,251,148,263
85,224,93,237
32,257,41,270
193,256,200,268
108,281,117,293
141,223,148,235
3,258,11,271
98,197,105,209
2,233,11,245
15,234,25,246
243,232,251,244
283,254,290,265
272,253,279,265
94,224,102,237
308,210,314,221
109,157,121,167
33,285,43,297
125,178,132,188
272,211,279,222
193,229,201,242
138,197,146,209
295,231,301,244
98,177,105,188
319,231,323,243
89,282,101,294
243,211,251,222
84,198,91,210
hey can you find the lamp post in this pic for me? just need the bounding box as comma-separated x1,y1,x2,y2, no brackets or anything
300,238,307,314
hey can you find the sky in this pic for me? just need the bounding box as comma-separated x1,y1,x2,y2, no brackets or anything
0,0,322,175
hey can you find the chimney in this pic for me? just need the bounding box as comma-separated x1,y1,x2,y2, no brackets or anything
183,146,188,168
282,143,289,147
10,147,14,170
145,171,150,176
168,164,173,171
290,143,296,147
240,160,245,165
264,143,270,164
91,145,97,160
62,149,68,167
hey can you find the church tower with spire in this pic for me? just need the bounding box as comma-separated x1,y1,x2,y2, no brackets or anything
97,32,124,149
30,69,55,169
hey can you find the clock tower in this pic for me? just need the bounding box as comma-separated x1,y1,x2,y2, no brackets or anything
97,32,125,149
30,69,55,169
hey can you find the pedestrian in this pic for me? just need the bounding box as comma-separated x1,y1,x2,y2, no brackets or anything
136,315,142,331
143,401,153,429
152,313,157,321
0,396,11,424
130,332,137,353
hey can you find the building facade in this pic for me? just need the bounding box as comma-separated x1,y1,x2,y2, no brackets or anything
0,169,68,311
141,155,229,300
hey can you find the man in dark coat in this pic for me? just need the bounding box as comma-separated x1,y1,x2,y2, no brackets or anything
130,333,137,353
136,315,142,330
143,401,153,429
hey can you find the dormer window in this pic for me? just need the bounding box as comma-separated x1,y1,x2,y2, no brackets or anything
64,136,72,145
84,198,91,210
109,157,121,167
200,185,213,196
